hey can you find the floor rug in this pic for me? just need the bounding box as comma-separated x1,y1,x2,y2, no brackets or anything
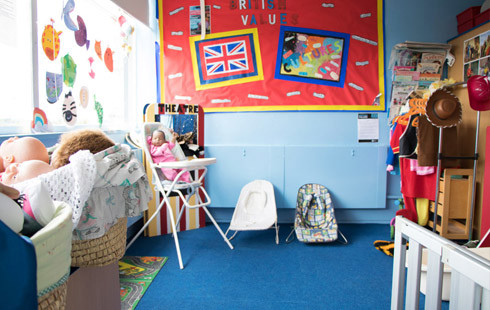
119,256,168,310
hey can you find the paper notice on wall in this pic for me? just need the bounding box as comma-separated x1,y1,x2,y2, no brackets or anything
358,113,379,143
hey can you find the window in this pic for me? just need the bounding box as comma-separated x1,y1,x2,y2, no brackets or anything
0,0,156,135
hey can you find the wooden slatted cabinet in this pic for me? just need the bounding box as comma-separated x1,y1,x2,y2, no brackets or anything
428,168,474,240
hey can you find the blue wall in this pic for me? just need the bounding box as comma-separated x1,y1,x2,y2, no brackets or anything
203,0,485,224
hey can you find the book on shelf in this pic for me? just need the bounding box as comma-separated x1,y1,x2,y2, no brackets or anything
394,71,420,82
417,80,433,91
393,65,416,72
390,81,418,106
421,52,446,66
417,62,440,74
391,50,422,68
419,73,442,81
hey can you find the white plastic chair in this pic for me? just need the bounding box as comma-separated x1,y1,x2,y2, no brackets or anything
126,122,233,269
226,180,279,244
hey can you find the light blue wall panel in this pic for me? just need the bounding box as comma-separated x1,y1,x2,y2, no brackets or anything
205,145,387,210
206,145,285,208
284,146,387,209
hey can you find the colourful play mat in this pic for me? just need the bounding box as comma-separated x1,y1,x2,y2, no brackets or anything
119,256,167,310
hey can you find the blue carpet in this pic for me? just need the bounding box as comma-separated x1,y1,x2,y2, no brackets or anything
125,223,447,310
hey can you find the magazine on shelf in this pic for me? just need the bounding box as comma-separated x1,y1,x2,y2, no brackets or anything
393,65,416,72
394,71,420,82
417,80,433,91
421,52,446,66
390,82,417,106
389,41,451,69
419,73,441,81
417,62,440,74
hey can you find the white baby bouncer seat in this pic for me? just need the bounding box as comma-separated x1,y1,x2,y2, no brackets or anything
126,122,233,269
226,180,279,244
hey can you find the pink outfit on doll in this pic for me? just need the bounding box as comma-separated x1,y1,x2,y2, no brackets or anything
147,136,191,182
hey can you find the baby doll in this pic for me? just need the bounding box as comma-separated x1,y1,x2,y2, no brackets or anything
51,128,115,168
0,137,49,173
0,190,23,233
0,160,56,237
1,160,54,185
147,129,191,182
0,180,56,237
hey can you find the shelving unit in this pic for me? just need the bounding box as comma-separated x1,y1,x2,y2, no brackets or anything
428,168,474,239
447,21,490,240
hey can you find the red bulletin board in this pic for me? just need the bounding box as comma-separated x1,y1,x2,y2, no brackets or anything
158,0,385,112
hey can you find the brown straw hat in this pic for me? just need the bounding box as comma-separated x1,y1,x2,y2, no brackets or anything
425,88,462,128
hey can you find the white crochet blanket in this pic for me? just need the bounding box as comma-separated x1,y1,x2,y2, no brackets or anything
15,150,95,229
15,144,152,240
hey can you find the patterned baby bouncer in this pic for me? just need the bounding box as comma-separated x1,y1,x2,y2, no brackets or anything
290,183,347,243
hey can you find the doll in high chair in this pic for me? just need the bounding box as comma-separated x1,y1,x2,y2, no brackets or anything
148,129,191,182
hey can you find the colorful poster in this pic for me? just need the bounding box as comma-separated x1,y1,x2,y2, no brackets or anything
463,30,490,81
159,0,385,112
189,28,263,90
275,26,349,87
190,5,211,35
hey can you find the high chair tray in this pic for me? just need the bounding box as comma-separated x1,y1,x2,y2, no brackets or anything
155,157,216,169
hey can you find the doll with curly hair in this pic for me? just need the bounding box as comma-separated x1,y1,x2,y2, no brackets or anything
51,129,115,168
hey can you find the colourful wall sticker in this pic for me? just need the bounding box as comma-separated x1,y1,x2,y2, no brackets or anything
41,21,62,61
32,108,48,131
61,91,77,125
79,86,89,108
118,15,134,56
75,15,89,49
94,95,103,126
46,72,63,103
62,0,78,31
88,57,95,78
61,54,77,87
95,40,102,60
104,47,114,72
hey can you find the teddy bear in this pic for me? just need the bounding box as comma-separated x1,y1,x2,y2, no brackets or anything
50,129,116,168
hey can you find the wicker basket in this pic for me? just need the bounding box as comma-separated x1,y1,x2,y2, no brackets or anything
30,201,72,310
71,217,127,267
38,281,68,310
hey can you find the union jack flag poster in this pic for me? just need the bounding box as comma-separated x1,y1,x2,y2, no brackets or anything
159,0,385,112
190,29,264,90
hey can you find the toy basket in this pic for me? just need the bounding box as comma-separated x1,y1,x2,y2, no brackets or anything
71,217,127,267
38,281,68,310
30,201,73,310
